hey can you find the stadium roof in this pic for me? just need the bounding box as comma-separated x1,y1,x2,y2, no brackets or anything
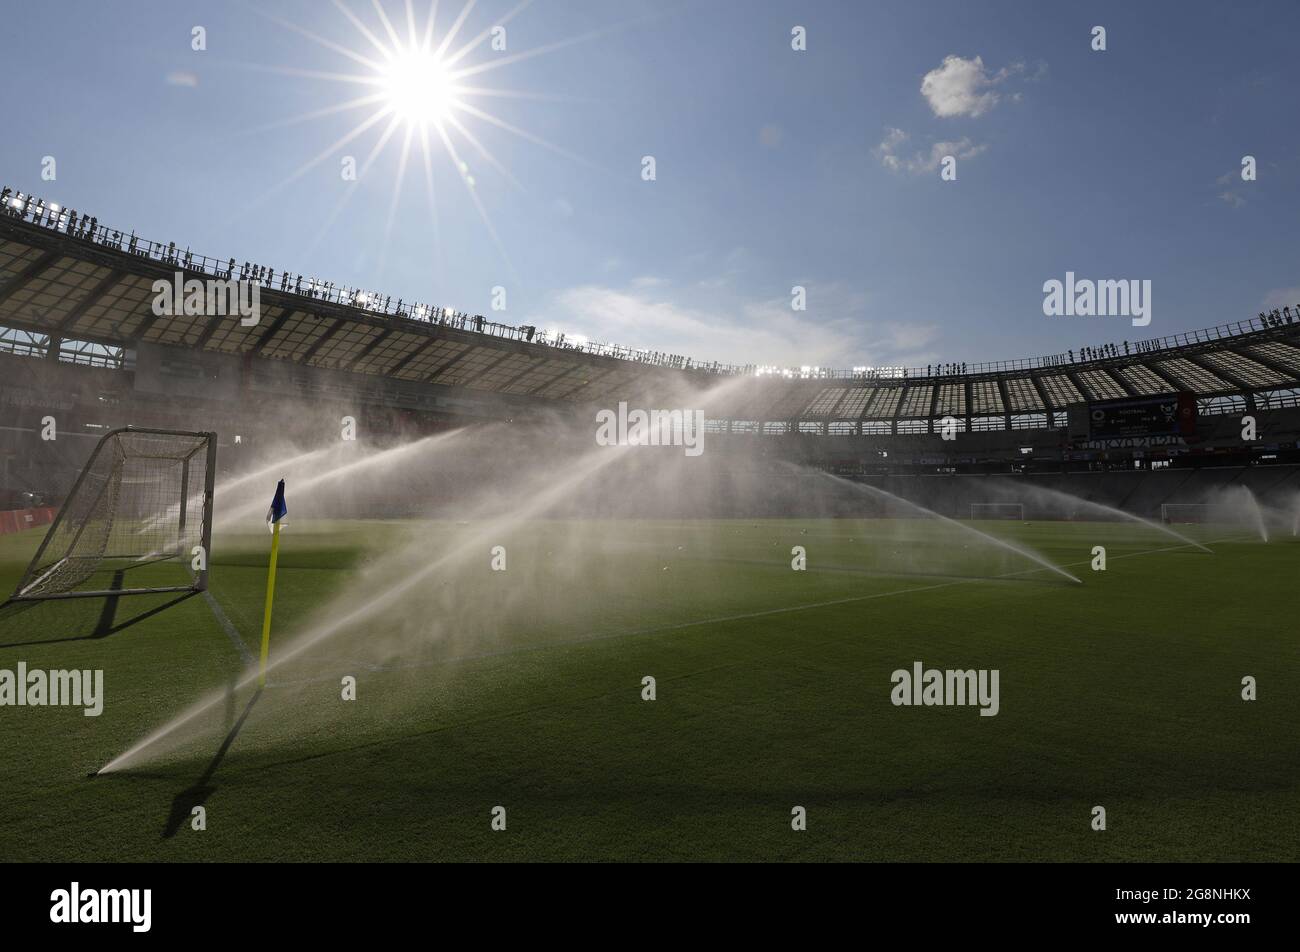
3,190,1300,431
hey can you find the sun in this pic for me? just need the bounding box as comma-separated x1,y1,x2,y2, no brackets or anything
244,0,614,280
380,47,458,126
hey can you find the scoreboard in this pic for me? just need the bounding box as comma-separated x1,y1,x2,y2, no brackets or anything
1068,392,1197,440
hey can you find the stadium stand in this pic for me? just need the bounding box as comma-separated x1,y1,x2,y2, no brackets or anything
3,186,1300,509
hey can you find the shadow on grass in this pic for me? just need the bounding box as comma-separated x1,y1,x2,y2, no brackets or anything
161,685,263,839
0,579,197,649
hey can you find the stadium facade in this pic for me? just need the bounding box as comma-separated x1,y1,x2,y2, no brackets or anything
3,189,1300,513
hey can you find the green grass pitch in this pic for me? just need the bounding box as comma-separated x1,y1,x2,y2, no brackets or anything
0,518,1296,862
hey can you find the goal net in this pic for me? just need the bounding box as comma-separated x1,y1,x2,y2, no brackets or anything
1161,503,1209,524
971,503,1024,520
11,427,216,601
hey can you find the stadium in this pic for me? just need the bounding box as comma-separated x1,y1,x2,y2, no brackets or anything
1,1,1297,881
3,187,1298,863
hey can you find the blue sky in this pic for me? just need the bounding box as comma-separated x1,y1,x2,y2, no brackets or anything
2,0,1297,370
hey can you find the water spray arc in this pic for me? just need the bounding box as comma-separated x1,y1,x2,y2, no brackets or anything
99,375,762,773
989,479,1212,554
136,446,333,537
99,440,636,773
812,469,1083,585
211,430,463,531
215,446,330,499
1241,486,1270,543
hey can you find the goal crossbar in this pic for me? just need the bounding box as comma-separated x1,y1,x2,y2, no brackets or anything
1160,503,1209,524
970,502,1024,520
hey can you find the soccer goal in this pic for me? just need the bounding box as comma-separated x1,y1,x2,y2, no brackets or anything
1160,503,1209,524
971,502,1024,520
10,427,217,601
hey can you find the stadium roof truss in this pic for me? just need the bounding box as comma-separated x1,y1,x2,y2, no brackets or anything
3,211,1300,434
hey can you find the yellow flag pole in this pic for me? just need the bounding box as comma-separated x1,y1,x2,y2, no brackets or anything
258,520,282,688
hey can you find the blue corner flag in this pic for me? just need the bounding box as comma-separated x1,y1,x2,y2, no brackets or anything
266,478,287,527
259,479,287,687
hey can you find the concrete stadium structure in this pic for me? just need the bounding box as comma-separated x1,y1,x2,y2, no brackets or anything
3,189,1300,507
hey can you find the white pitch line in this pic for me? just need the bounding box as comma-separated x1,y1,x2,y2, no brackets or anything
201,589,254,665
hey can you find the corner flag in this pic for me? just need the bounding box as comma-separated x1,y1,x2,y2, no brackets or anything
258,479,287,688
266,479,287,527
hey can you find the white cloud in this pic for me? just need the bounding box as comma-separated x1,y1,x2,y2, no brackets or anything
1262,287,1300,311
920,55,1024,118
872,321,941,354
165,71,199,88
549,285,850,366
1214,168,1248,208
874,127,987,175
543,283,938,371
875,127,909,166
692,246,751,290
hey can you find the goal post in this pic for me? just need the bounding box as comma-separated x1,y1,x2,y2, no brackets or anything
1160,503,1208,524
970,502,1024,520
10,427,217,601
